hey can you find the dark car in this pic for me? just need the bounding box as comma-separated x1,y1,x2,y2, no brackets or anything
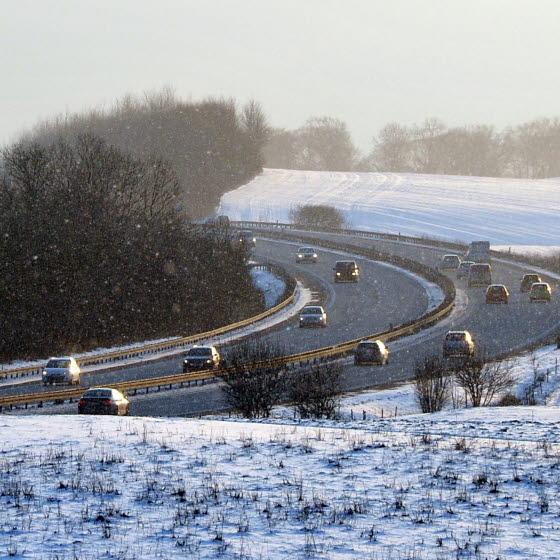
354,340,389,366
183,345,221,372
238,230,256,247
443,330,475,358
295,247,318,263
334,261,359,283
485,284,509,304
521,273,541,292
529,282,551,302
438,254,461,270
467,263,492,287
78,388,130,415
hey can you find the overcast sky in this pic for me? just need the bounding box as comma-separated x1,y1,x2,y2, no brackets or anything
2,0,560,151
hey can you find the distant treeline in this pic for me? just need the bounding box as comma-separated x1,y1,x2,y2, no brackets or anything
25,89,269,218
0,134,263,361
264,116,560,178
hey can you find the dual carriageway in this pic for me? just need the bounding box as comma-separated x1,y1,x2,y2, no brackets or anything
2,225,559,416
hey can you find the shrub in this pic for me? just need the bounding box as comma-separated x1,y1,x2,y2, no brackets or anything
289,204,346,230
290,361,342,419
414,356,450,413
496,392,523,407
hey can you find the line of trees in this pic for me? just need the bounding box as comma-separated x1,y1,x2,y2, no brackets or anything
23,89,269,219
0,134,263,361
264,116,560,179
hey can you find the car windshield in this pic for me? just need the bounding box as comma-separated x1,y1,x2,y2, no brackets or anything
299,248,314,253
46,359,71,368
336,262,355,270
357,344,379,354
301,307,322,314
446,333,467,341
187,348,213,356
83,389,112,398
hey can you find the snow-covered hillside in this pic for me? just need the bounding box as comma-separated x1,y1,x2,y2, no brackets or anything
219,169,560,249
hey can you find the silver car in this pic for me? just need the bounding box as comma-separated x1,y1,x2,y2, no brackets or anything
42,357,81,386
295,247,318,263
299,305,327,328
439,254,461,270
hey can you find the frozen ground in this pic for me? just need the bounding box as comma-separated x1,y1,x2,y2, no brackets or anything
219,169,560,252
3,399,560,559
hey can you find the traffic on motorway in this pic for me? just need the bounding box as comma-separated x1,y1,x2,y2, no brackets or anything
2,230,559,417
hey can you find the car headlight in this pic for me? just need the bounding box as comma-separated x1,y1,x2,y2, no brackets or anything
336,272,341,276
42,370,47,376
206,359,212,364
313,254,317,258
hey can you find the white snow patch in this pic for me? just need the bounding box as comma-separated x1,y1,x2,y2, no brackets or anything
250,267,285,308
219,169,560,246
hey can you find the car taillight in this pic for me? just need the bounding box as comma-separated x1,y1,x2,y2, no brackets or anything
101,399,112,405
78,400,85,405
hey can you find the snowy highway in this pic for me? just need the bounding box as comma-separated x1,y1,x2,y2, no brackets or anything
5,231,560,417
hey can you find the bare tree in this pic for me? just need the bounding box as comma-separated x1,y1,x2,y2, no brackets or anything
294,116,358,171
220,338,287,418
453,357,517,407
369,122,411,172
414,356,450,413
289,204,346,230
290,361,342,419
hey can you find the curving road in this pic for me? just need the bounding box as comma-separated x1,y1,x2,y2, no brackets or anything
4,231,560,416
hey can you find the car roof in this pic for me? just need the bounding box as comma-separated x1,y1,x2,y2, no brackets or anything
531,282,549,287
298,247,315,251
446,330,470,335
488,284,506,288
49,356,74,360
358,340,383,346
443,254,459,258
302,305,323,311
189,345,216,350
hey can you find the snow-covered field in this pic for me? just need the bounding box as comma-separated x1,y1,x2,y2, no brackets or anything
219,169,560,252
3,403,560,560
